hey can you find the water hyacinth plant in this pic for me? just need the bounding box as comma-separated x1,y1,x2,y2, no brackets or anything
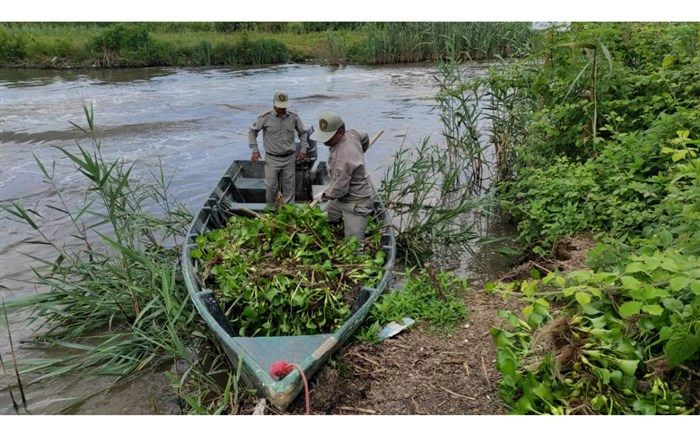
490,250,699,415
192,205,386,336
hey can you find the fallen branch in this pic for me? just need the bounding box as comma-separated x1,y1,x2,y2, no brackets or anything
351,352,384,369
481,356,490,384
436,384,476,401
441,359,467,365
411,397,422,414
338,405,377,414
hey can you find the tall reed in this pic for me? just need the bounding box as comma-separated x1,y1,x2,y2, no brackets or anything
377,54,523,266
378,138,490,265
1,102,246,413
433,58,492,195
1,22,533,68
352,22,533,64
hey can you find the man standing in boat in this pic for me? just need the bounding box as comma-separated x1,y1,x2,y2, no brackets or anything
249,90,309,208
310,112,373,242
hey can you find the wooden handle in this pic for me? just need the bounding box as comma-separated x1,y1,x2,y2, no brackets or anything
366,129,384,151
309,194,323,208
309,130,384,208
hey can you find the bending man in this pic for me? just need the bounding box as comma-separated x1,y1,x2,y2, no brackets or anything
310,111,373,242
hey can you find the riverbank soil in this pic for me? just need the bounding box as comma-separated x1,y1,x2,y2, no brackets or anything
310,289,520,415
256,235,595,415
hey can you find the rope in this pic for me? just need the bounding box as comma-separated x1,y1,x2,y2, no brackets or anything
269,361,311,414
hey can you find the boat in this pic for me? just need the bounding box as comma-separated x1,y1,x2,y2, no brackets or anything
180,147,396,411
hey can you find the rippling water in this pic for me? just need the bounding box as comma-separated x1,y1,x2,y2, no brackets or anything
1,64,474,296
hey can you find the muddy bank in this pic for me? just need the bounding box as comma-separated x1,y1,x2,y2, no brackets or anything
308,289,520,415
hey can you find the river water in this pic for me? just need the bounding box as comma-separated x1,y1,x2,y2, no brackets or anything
0,63,497,414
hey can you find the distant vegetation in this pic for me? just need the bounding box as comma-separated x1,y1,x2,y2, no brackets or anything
0,22,534,68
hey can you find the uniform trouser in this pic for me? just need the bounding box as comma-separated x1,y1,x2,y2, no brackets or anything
264,154,296,208
323,196,373,241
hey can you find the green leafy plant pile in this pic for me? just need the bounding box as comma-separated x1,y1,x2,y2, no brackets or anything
490,249,698,414
192,205,385,336
357,268,468,342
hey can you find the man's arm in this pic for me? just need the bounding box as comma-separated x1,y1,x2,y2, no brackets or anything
248,114,265,155
248,114,265,162
323,158,357,200
295,115,309,154
358,131,370,152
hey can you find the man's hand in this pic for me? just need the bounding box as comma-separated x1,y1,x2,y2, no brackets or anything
297,151,306,161
251,151,261,163
309,191,325,207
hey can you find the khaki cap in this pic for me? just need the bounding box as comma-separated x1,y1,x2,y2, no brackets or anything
310,112,344,143
273,90,290,108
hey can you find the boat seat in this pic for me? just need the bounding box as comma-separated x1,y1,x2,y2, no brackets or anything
312,184,328,197
236,177,267,191
228,202,268,212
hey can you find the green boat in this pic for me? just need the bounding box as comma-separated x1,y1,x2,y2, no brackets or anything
180,156,396,411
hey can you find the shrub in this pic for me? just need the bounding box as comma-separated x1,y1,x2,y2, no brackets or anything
0,26,28,64
213,22,251,33
487,23,700,415
501,110,700,255
91,23,151,52
232,34,289,65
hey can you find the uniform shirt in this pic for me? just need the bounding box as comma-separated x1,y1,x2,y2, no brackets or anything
324,130,372,201
248,110,309,156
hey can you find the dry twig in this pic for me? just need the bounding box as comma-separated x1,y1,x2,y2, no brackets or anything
481,356,490,384
436,384,476,400
338,406,377,414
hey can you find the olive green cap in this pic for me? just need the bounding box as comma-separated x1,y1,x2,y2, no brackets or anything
310,111,344,143
273,90,290,108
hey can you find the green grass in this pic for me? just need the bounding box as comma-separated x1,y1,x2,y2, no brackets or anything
357,268,469,343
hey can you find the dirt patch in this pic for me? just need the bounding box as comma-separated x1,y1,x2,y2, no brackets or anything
552,234,596,271
279,288,523,415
